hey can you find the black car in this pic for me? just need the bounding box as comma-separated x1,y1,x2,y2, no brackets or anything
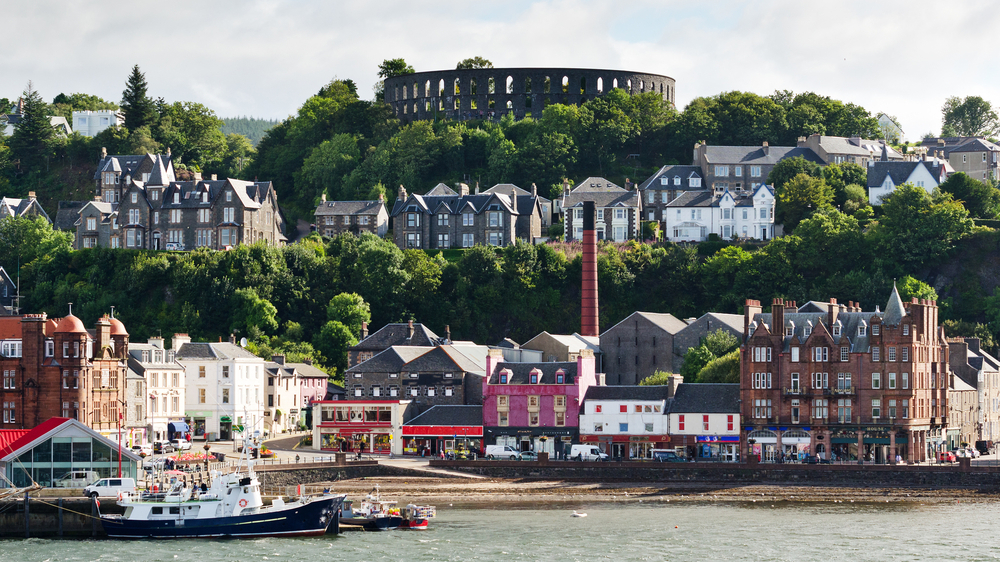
153,441,175,454
803,455,832,464
652,451,686,462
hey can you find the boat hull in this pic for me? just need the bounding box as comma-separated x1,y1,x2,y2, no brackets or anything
101,495,345,539
338,515,403,532
400,518,429,529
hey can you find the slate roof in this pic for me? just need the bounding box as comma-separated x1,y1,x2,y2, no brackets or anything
882,284,907,326
807,136,903,159
866,160,946,188
352,323,442,351
390,192,519,217
701,146,824,166
639,165,704,190
314,200,385,216
425,183,459,196
695,313,744,333
565,177,640,209
483,183,552,204
404,405,483,426
488,361,577,384
523,332,600,354
346,345,483,375
581,385,672,402
266,361,329,379
603,311,687,336
345,346,432,373
175,342,260,360
665,185,774,208
93,153,173,181
54,201,86,230
0,197,50,221
948,138,1000,153
668,383,740,413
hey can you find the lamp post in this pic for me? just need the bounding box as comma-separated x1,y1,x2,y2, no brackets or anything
203,442,211,473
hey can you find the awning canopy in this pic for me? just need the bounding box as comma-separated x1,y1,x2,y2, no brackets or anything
169,421,190,433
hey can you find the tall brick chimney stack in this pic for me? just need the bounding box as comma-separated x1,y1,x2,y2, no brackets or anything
581,200,599,337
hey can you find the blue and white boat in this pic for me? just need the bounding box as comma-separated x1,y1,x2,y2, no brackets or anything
99,442,344,538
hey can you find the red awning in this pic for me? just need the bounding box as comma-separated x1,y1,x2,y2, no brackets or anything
402,425,483,437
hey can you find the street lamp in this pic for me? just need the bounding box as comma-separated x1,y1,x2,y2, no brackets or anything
203,442,211,473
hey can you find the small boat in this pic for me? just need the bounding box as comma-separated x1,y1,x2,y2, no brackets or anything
338,486,404,531
399,503,436,530
99,433,345,538
571,511,587,518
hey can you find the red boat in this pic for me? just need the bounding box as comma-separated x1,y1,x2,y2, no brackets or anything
399,504,436,530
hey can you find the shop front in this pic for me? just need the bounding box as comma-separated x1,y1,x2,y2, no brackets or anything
580,434,670,460
313,400,408,456
402,425,483,458
487,427,576,459
696,435,740,461
746,429,778,462
830,427,911,463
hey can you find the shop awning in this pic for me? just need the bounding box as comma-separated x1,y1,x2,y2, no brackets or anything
168,421,190,433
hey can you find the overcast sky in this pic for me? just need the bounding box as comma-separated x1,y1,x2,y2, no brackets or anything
3,1,995,141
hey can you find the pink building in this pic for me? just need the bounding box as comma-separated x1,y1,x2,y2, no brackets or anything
482,348,597,457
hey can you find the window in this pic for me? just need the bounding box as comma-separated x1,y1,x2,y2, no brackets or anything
198,209,210,223
223,207,235,222
594,404,602,413
437,213,449,226
678,414,685,430
902,372,909,389
812,347,828,362
644,422,653,433
813,399,828,419
888,347,896,362
791,347,799,362
840,346,849,361
753,399,772,418
199,366,206,378
791,399,800,424
2,370,13,389
462,233,474,248
734,166,742,177
619,423,628,432
405,233,421,248
556,372,565,384
901,348,909,362
437,234,449,248
790,372,800,392
872,347,880,361
872,373,881,389
888,372,896,389
902,399,909,419
499,371,508,384
498,412,508,427
833,325,841,337
199,388,206,403
752,372,772,389
903,324,909,336
872,324,880,336
714,165,729,176
226,191,232,202
872,399,881,419
888,399,897,419
812,372,828,389
2,401,14,423
703,415,710,431
838,399,852,423
859,325,867,336
752,347,772,362
406,213,420,227
750,165,762,177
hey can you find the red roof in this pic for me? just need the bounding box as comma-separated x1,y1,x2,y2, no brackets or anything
0,417,71,458
0,430,30,453
0,317,23,340
55,315,87,334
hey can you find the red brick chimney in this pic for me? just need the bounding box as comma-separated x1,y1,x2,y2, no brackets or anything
581,200,599,337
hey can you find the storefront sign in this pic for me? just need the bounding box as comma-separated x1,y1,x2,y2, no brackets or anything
402,425,483,437
696,435,740,443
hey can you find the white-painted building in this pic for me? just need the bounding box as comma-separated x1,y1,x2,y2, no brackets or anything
313,399,412,456
663,184,777,242
578,385,672,459
72,110,123,137
867,158,950,205
127,337,186,442
667,383,741,462
174,336,266,443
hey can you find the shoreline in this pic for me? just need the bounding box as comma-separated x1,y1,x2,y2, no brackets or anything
310,476,1000,504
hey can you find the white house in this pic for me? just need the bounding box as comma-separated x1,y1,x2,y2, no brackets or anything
667,383,741,462
174,336,266,444
577,385,672,459
867,158,949,205
72,110,123,137
127,337,186,443
663,184,777,242
265,355,307,434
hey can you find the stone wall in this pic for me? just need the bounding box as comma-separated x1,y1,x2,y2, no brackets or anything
385,67,675,123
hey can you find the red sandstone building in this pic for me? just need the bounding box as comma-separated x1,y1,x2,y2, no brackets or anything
740,288,948,464
0,311,129,433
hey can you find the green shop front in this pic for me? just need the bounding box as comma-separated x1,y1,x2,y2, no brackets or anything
829,426,913,463
0,418,142,488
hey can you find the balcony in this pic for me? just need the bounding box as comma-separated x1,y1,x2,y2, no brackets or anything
782,387,803,396
825,386,856,396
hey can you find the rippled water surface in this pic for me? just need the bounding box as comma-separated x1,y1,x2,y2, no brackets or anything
3,501,999,561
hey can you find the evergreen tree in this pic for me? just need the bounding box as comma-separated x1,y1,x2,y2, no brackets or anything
121,65,156,131
8,81,54,174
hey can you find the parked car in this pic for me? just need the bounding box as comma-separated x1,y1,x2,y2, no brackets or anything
951,448,968,458
803,455,833,465
53,470,99,488
652,450,686,463
976,440,994,456
966,447,980,458
173,439,192,451
83,477,136,499
484,445,519,460
153,440,174,454
518,451,538,461
570,444,609,462
938,451,957,463
130,444,152,458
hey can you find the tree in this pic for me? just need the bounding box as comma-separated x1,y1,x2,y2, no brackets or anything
896,275,938,302
297,134,361,200
374,58,415,100
872,183,973,271
766,156,821,190
0,216,72,272
456,57,493,70
50,92,118,120
229,287,279,335
120,65,157,131
775,173,834,231
942,96,999,137
154,101,226,170
313,320,356,378
326,292,371,337
680,344,715,382
703,328,740,357
8,81,55,175
939,172,1000,219
639,370,674,385
696,350,740,383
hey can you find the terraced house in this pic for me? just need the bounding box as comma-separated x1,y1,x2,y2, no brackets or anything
560,177,641,242
390,183,543,249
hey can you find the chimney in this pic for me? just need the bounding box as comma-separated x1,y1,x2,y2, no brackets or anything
166,147,171,156
171,333,191,351
303,358,313,365
485,348,504,393
761,141,769,155
562,179,571,198
581,200,599,337
229,333,236,344
96,315,111,354
475,182,480,195
771,298,785,336
445,324,451,342
408,319,414,340
398,184,407,200
193,172,202,181
148,336,164,350
828,297,839,328
797,136,806,145
378,192,385,202
101,146,107,159
744,299,762,336
361,321,368,339
272,354,286,365
625,177,633,190
210,174,217,181
28,191,35,199
320,192,327,204
531,183,538,197
458,182,469,196
667,374,684,398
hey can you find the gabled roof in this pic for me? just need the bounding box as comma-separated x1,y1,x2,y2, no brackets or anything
345,346,433,373
668,383,740,414
314,200,385,216
483,183,552,204
701,145,824,166
489,361,578,384
603,311,687,336
866,160,946,188
352,323,441,351
947,138,1000,153
522,331,600,354
571,177,626,193
425,183,458,196
582,385,672,402
638,165,703,190
0,417,142,462
404,405,482,426
0,196,50,222
175,342,260,360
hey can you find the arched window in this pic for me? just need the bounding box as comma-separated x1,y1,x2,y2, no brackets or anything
580,76,586,94
394,86,399,101
424,80,431,96
506,75,514,94
525,96,532,109
639,79,645,92
402,84,407,99
627,79,632,93
403,104,408,114
488,77,496,94
439,79,445,97
612,78,619,89
660,82,664,94
747,429,776,440
413,102,418,114
544,76,551,94
561,76,569,93
454,78,461,95
413,82,418,98
524,77,532,93
454,98,460,110
470,78,478,96
506,100,513,109
597,77,604,93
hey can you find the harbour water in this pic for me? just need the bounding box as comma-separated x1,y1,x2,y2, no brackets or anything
1,500,996,561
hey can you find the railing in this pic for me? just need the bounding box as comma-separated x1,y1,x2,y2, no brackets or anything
782,387,803,396
825,386,856,395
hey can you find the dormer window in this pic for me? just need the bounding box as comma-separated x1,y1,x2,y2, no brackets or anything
833,324,841,337
529,369,541,384
555,369,565,384
499,369,510,384
173,192,180,204
785,323,794,337
859,324,867,336
804,323,812,337
202,192,208,203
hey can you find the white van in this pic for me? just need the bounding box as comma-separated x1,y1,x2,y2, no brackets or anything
83,477,136,498
485,445,520,460
53,470,99,488
570,444,609,461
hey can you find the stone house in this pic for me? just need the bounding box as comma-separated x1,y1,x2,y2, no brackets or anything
600,311,687,385
313,194,389,238
561,177,641,242
0,192,50,222
945,138,1000,182
343,344,485,419
867,158,949,205
75,200,117,249
348,320,445,368
693,142,824,192
795,134,903,166
521,331,601,365
948,338,1000,449
741,290,949,464
482,183,552,230
482,348,597,455
638,165,703,223
0,267,19,315
390,183,543,250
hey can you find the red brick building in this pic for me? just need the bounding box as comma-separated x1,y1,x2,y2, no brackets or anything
0,312,129,433
740,287,948,464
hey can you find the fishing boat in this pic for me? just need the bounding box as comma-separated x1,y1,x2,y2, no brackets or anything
399,503,436,530
98,434,345,538
338,486,403,531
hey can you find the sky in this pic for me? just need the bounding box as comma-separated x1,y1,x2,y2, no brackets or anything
3,0,996,141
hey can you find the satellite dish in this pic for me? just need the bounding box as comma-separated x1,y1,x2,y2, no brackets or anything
239,337,248,348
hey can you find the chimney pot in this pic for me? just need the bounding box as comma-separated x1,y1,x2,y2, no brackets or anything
408,319,414,339
361,321,368,339
28,191,35,199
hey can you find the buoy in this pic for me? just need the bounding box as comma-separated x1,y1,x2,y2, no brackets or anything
674,525,678,529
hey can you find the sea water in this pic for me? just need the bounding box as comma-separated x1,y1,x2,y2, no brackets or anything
0,500,995,561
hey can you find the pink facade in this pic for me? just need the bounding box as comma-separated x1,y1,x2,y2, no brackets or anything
482,349,597,429
299,376,328,408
